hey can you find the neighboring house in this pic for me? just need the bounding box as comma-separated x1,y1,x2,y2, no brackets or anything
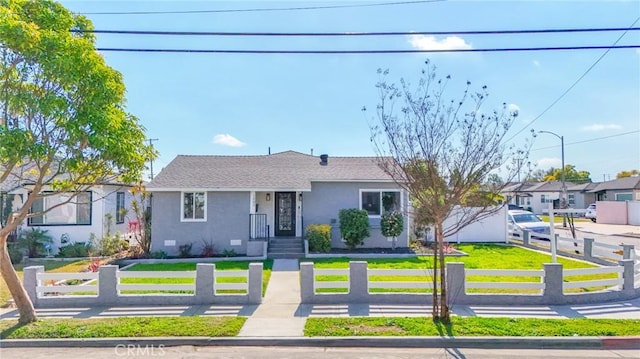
566,182,598,210
500,181,580,214
587,176,640,202
4,183,135,254
501,182,535,211
146,151,410,256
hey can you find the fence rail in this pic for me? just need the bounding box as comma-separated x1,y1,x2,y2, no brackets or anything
24,263,264,308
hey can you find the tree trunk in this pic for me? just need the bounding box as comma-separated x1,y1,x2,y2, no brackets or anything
0,233,38,324
431,223,439,319
437,226,450,322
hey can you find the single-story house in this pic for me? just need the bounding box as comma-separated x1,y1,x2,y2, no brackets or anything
500,181,602,214
146,151,410,256
2,181,135,254
587,176,640,202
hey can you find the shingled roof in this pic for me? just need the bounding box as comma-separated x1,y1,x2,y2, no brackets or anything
147,151,393,191
587,176,640,192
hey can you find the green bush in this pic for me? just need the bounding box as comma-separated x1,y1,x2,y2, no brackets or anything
338,209,370,250
381,211,404,238
57,242,92,258
7,242,24,264
306,224,332,253
89,232,127,256
19,228,53,258
178,243,193,258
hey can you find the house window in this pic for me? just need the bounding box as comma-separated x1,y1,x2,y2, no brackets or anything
568,193,575,206
29,192,91,226
360,190,401,216
540,194,547,204
615,193,632,201
182,192,206,221
116,192,125,224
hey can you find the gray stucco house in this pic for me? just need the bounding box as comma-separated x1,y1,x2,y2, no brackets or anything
146,151,409,256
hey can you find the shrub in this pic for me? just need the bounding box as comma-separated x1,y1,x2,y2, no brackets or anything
306,224,331,253
90,232,127,256
149,250,167,259
178,243,193,258
200,239,216,257
57,242,92,258
19,228,53,258
338,208,370,250
7,242,24,264
222,249,237,257
381,211,404,238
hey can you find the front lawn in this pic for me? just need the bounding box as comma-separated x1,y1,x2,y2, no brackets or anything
0,316,245,339
304,317,640,337
123,260,273,296
539,215,590,223
309,244,615,293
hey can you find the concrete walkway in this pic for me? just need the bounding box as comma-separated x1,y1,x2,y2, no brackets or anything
237,259,306,337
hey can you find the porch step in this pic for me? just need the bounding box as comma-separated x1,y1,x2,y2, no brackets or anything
267,238,304,259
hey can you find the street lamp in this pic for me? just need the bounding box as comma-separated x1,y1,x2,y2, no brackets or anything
538,130,567,227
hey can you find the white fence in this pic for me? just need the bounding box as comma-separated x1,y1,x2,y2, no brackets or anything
300,260,638,305
24,263,262,308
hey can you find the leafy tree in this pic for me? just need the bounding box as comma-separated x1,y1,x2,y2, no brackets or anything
542,165,591,183
616,169,639,179
524,168,546,182
0,0,154,323
368,61,529,322
128,182,153,256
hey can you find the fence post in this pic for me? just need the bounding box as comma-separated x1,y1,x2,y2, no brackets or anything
304,240,309,256
583,238,594,261
349,261,368,302
543,263,564,304
446,263,466,305
98,265,119,306
522,230,530,245
619,259,635,293
23,266,43,306
621,244,635,260
248,262,263,304
196,263,215,302
299,262,315,303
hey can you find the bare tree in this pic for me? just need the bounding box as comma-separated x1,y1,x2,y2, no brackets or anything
368,61,529,322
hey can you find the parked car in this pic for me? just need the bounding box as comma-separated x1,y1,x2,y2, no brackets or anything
507,210,551,239
585,203,596,222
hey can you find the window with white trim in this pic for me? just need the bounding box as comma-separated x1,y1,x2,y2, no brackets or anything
116,192,125,224
182,192,206,221
540,194,547,203
360,190,401,216
29,192,92,226
615,193,632,201
568,193,575,205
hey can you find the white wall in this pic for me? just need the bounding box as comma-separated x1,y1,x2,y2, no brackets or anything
628,201,640,226
444,206,508,243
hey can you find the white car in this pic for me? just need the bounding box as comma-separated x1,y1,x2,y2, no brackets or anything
585,203,596,222
508,210,551,239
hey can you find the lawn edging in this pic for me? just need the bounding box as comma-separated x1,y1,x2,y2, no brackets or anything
2,335,640,349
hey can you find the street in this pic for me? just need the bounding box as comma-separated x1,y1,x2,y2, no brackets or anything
1,346,640,359
554,220,640,248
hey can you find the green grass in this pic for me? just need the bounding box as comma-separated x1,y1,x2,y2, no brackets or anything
539,215,590,223
308,244,615,294
304,317,640,337
123,260,273,296
0,316,246,339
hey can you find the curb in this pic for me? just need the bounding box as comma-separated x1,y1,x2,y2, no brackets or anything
2,336,640,349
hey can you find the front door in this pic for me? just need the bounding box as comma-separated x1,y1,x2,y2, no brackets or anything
275,192,296,237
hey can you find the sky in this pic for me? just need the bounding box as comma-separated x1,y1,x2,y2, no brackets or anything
60,0,640,183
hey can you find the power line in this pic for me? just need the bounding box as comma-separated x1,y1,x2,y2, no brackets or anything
96,45,640,54
78,27,640,37
530,130,640,152
80,1,444,15
506,16,640,142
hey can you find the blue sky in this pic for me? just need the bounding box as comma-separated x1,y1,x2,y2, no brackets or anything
62,1,640,182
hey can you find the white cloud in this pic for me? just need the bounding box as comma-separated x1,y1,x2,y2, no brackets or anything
580,124,622,132
533,60,541,67
536,158,561,169
212,133,246,147
408,35,472,51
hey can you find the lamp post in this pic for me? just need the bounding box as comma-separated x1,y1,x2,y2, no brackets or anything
538,130,567,227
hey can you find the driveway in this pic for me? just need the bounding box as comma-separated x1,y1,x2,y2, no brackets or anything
555,221,640,247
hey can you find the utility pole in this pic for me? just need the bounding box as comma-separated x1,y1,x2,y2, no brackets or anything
147,138,158,180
